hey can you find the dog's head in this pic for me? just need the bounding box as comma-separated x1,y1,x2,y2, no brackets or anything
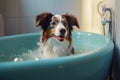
35,12,79,43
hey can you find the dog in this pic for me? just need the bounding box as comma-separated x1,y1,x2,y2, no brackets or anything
34,12,79,59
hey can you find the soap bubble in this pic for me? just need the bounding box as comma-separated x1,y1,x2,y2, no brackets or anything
14,57,23,62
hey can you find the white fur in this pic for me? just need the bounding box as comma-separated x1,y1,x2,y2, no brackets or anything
52,14,67,37
40,37,72,59
39,14,73,59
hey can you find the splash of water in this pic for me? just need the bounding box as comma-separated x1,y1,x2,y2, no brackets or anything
13,49,43,62
13,47,98,62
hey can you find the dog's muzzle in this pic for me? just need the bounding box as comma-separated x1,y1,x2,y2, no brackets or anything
60,29,66,36
55,28,66,42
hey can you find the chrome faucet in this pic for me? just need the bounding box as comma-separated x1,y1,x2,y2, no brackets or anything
101,7,112,37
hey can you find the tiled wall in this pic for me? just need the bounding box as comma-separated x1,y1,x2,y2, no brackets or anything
3,0,111,36
3,0,81,35
3,0,116,36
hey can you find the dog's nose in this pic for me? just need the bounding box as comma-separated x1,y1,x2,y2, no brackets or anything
60,29,66,34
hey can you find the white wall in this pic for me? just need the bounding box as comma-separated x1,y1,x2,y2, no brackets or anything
112,0,120,80
92,0,104,34
80,0,104,34
4,0,81,35
3,0,111,36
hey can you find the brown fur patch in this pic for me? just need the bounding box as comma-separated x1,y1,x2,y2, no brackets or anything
52,17,59,23
35,12,53,31
62,14,79,31
42,30,51,44
65,30,72,47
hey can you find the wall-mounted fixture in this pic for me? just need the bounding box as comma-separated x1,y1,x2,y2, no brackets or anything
101,7,112,37
97,1,113,39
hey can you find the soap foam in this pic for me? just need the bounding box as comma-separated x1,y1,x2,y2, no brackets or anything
13,49,43,62
13,47,98,62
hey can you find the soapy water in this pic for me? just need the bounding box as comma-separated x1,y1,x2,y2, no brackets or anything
1,43,107,62
13,49,43,62
1,33,109,62
2,41,108,62
0,47,99,62
13,47,100,62
0,32,110,62
13,38,108,62
0,43,94,62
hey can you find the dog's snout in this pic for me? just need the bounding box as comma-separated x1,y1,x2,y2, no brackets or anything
60,29,66,34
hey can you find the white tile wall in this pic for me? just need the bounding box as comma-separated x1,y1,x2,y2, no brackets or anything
4,0,20,35
5,0,20,18
4,0,81,35
4,0,115,35
4,0,108,36
5,18,20,35
20,17,36,33
3,0,112,36
20,0,38,17
92,0,104,35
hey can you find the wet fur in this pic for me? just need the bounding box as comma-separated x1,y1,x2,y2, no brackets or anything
35,12,79,59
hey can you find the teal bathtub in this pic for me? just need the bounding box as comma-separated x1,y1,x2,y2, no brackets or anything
0,32,114,80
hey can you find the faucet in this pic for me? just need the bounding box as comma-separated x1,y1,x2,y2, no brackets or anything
101,7,113,40
97,1,113,39
101,7,112,37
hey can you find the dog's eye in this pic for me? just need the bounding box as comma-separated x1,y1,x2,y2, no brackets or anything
51,22,57,25
50,22,56,29
50,23,55,29
50,26,54,29
63,22,67,26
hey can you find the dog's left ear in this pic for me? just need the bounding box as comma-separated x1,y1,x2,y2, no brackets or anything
34,12,53,31
63,14,79,29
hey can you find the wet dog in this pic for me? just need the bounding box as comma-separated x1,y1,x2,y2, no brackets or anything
35,12,79,59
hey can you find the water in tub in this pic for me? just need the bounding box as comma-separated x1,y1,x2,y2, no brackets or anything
0,32,109,62
13,46,86,62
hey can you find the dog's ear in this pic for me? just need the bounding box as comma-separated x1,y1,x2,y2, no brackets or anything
63,14,79,30
34,12,53,31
